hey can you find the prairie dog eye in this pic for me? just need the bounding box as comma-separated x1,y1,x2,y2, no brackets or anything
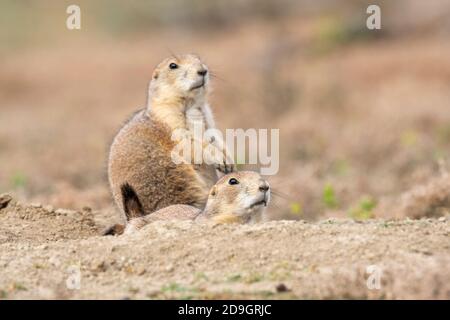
228,178,239,185
169,63,178,69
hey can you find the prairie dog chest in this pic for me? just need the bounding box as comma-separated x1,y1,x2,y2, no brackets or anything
185,105,208,132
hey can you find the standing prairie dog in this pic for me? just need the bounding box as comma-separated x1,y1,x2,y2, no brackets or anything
119,171,270,234
108,54,234,222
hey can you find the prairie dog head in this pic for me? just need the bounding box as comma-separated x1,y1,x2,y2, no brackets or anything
148,54,209,105
203,171,271,224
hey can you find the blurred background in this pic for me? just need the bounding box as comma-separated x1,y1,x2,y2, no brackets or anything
1,0,450,221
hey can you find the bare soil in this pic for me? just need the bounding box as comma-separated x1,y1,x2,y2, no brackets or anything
0,197,448,299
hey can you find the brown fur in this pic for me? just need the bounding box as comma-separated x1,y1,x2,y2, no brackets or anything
108,109,214,220
102,224,125,236
125,204,202,234
202,171,269,222
108,54,230,222
113,171,270,235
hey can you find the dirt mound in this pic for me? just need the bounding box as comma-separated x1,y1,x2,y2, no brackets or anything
0,196,448,299
397,174,450,219
0,195,99,245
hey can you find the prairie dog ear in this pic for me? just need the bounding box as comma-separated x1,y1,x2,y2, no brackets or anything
210,185,217,197
153,70,159,80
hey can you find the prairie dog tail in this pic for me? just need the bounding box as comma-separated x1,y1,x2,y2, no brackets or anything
121,182,145,221
102,223,125,236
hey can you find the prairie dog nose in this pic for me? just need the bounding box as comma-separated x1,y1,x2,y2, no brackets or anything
197,69,208,76
259,181,270,192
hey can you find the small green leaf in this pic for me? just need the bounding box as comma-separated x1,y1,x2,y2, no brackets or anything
11,171,27,188
226,274,242,282
401,130,418,147
348,196,377,220
290,202,302,215
161,282,188,293
322,183,338,209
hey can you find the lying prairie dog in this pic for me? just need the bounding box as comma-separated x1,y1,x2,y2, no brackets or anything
105,171,270,235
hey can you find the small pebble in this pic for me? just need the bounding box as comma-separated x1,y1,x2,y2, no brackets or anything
137,268,146,276
276,283,289,293
96,261,107,272
48,256,61,267
165,264,174,272
0,194,13,209
55,208,76,215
